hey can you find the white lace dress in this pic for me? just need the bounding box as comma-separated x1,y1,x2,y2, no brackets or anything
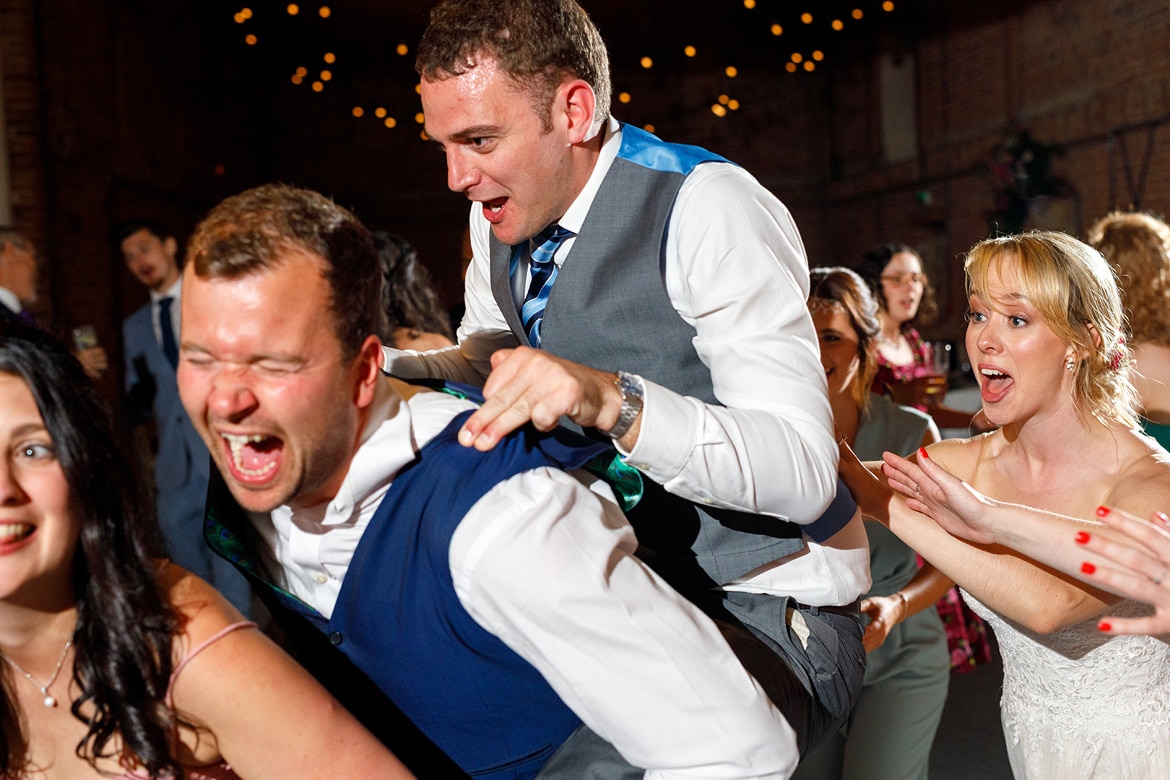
963,590,1170,779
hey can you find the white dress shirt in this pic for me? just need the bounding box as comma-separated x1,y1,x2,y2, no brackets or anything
249,379,800,778
384,118,869,606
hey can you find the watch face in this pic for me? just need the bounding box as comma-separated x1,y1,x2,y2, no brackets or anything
617,371,644,401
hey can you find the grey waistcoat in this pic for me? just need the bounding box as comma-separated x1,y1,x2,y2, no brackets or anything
488,125,806,592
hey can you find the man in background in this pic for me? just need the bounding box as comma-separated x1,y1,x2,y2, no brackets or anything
1,227,108,377
119,219,251,616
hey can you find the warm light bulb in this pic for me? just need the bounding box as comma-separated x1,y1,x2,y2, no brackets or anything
415,83,422,94
320,70,332,81
804,61,815,71
644,124,655,133
375,107,387,118
245,33,257,45
311,81,323,91
711,104,728,117
324,52,336,63
882,1,895,10
728,99,740,110
319,5,331,18
291,74,303,84
295,66,307,76
785,62,797,73
415,112,425,124
618,92,631,104
352,106,364,117
718,94,729,104
812,50,824,61
396,43,409,56
744,0,756,8
287,3,298,14
852,8,863,19
832,19,844,30
725,65,738,77
791,52,803,63
384,117,397,128
684,45,697,57
640,56,653,69
801,12,813,23
771,23,783,36
234,12,245,23
241,8,252,18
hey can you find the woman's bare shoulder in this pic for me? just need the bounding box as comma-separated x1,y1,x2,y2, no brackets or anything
924,430,997,476
155,561,250,654
1107,430,1170,507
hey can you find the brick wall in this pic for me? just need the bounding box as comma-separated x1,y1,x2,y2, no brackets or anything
4,0,1170,365
813,0,1170,338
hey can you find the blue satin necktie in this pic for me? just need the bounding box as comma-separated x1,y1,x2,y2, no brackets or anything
158,295,179,369
517,225,574,348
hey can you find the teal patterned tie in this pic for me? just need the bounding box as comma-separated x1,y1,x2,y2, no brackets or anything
518,225,574,348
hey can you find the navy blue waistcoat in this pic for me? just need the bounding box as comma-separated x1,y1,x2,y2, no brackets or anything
206,411,611,778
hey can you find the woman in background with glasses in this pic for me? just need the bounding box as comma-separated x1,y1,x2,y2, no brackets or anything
856,244,977,429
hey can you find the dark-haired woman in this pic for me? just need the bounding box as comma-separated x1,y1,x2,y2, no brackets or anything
791,268,949,780
0,322,411,779
373,231,456,352
857,243,994,676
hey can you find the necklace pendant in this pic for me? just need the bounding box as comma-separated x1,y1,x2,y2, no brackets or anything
43,693,56,708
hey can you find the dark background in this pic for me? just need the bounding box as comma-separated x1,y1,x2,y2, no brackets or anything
3,0,1168,397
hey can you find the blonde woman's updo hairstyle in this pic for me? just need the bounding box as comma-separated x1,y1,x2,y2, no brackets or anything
964,231,1137,428
809,266,882,412
1087,211,1170,347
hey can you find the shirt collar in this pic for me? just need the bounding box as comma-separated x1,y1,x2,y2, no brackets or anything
0,286,20,314
149,276,183,304
283,376,417,528
555,115,623,236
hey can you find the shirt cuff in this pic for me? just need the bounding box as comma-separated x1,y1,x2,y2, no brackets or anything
380,346,430,378
616,376,696,483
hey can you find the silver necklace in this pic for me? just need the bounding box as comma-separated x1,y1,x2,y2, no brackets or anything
2,638,73,708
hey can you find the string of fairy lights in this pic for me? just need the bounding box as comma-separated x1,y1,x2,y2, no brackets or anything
230,1,900,139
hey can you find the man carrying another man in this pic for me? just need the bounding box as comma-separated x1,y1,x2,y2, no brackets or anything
178,183,805,777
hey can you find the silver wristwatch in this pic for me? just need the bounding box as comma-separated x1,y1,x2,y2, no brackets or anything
602,371,644,440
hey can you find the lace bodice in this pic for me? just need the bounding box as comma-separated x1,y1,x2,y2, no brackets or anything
962,590,1170,779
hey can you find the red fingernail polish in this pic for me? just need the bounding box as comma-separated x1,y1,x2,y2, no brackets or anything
918,447,930,460
1096,506,1110,517
1081,562,1097,574
1075,531,1091,545
1098,621,1112,632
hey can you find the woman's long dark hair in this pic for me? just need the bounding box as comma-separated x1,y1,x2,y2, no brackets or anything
0,322,180,777
373,231,455,343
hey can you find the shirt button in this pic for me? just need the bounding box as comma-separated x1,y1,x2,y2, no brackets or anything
315,572,328,584
329,631,343,646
